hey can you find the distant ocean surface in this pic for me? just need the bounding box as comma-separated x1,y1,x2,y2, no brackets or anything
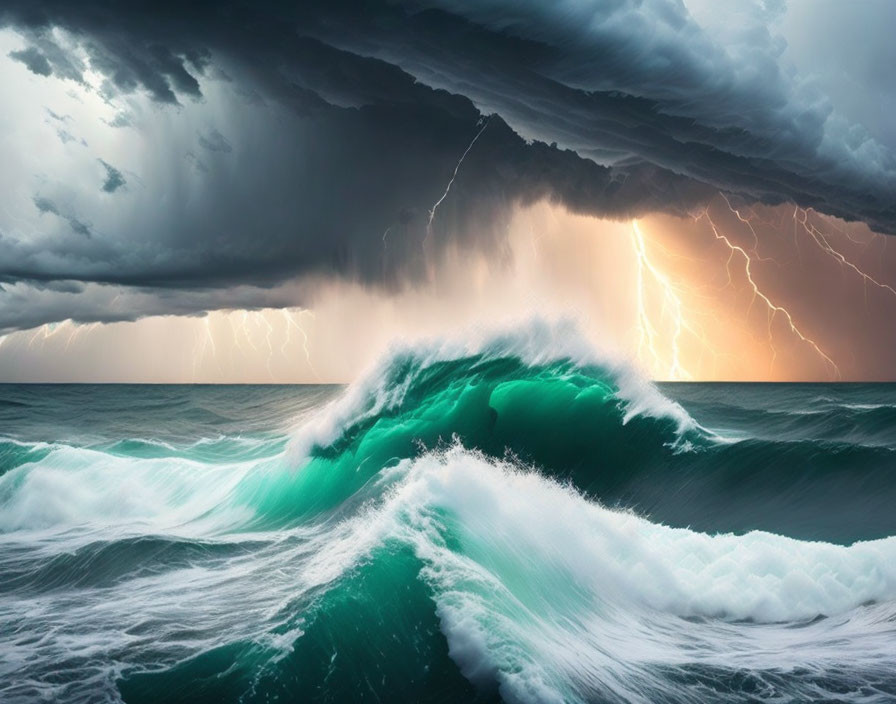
2,326,896,703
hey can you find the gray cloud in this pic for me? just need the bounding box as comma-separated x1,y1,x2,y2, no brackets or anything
0,23,713,298
55,128,75,144
9,28,85,83
0,0,893,334
32,196,93,238
98,159,126,192
104,111,131,128
45,107,69,121
198,128,232,153
306,0,895,230
9,46,51,75
0,279,302,336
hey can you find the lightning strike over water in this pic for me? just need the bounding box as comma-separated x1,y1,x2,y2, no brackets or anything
698,209,841,379
185,309,321,381
5,321,98,359
227,313,250,361
257,313,276,380
630,220,691,380
192,316,220,380
281,308,319,380
240,311,260,353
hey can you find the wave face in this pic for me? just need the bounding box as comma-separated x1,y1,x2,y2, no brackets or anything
2,324,896,703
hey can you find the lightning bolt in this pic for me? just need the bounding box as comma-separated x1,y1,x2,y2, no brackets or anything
815,209,881,249
197,309,318,381
241,310,259,353
718,192,781,263
227,311,249,364
63,322,98,351
281,308,320,380
382,226,392,277
258,312,276,380
27,325,45,349
23,320,107,357
793,206,896,304
192,315,220,381
631,220,691,380
425,115,492,242
27,323,64,349
698,209,840,379
10,308,326,383
205,316,218,364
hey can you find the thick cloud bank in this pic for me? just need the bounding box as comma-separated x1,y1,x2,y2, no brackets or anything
0,0,893,331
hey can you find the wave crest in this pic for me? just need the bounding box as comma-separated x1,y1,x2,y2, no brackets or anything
289,319,705,462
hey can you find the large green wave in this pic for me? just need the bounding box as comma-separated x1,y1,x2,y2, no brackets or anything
229,346,706,530
224,343,896,543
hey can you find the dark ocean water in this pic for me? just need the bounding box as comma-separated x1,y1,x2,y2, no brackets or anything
2,327,896,703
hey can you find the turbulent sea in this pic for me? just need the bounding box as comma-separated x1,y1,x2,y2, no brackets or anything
2,324,896,703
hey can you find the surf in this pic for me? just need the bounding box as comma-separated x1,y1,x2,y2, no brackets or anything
2,321,896,702
118,446,896,703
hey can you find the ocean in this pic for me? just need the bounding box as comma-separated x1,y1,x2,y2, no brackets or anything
2,325,896,703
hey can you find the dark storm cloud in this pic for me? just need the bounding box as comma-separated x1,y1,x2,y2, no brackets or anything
5,99,710,289
8,28,85,83
0,0,894,331
9,46,51,75
306,0,895,230
0,4,713,293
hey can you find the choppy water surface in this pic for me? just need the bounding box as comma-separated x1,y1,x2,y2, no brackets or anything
2,325,896,703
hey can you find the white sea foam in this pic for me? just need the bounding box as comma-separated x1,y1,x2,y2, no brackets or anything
1,431,894,702
0,444,257,535
372,446,896,703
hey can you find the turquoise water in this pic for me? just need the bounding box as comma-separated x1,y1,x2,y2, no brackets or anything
2,326,896,702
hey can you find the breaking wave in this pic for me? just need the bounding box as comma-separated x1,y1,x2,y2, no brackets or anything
2,322,895,702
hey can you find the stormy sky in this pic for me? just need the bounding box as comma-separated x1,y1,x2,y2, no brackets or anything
0,0,894,381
